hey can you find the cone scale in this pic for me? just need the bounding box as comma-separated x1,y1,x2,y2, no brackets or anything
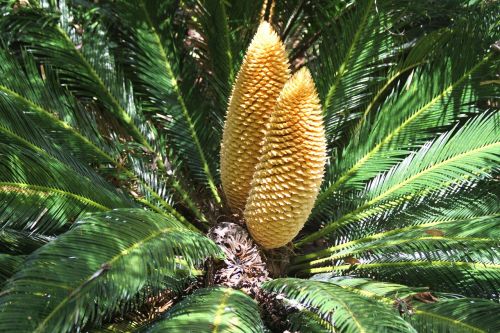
244,68,327,249
220,22,290,212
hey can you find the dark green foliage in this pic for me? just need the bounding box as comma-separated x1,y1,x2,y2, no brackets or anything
0,0,498,332
263,278,417,333
265,276,500,333
0,253,24,285
146,287,265,333
411,298,500,333
0,209,223,333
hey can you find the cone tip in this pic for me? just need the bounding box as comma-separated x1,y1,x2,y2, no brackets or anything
281,67,316,96
254,20,280,44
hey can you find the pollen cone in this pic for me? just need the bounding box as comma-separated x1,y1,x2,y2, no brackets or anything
244,68,327,249
220,21,290,212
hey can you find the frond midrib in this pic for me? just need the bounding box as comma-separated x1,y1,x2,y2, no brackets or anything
138,0,221,205
317,52,493,203
303,260,500,275
32,224,182,333
0,182,108,210
329,281,488,333
299,121,498,246
292,213,500,265
413,309,485,333
322,0,374,113
0,83,115,163
0,83,188,225
302,236,496,270
54,25,149,148
211,288,234,333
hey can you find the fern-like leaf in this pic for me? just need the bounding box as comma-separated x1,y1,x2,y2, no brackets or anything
263,278,416,333
146,286,265,333
0,209,223,333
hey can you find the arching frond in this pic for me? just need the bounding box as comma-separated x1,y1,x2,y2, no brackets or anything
0,8,201,224
0,254,23,286
299,112,500,245
0,143,131,234
411,298,500,333
263,278,416,333
0,209,223,333
189,0,234,123
100,0,222,206
314,0,397,140
293,214,499,269
293,179,499,259
309,276,427,299
0,47,118,170
304,275,500,333
287,309,334,333
312,6,498,222
146,287,265,333
0,229,51,255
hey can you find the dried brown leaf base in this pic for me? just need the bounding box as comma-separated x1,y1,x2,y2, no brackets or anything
208,221,270,297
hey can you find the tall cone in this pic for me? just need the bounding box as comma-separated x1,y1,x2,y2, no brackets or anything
244,68,327,249
220,21,290,212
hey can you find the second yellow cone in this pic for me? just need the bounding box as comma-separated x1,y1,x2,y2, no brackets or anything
220,21,290,213
244,68,327,249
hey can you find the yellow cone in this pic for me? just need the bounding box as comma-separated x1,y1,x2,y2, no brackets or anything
220,21,290,212
244,68,327,249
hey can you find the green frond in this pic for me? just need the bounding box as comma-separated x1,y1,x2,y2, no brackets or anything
299,112,500,245
263,278,416,333
92,320,144,333
0,8,203,224
363,113,498,204
0,8,149,146
224,0,262,64
313,0,396,140
100,0,222,206
293,213,499,268
309,276,427,300
0,47,118,169
0,229,51,255
313,11,498,221
0,254,23,286
306,275,500,333
0,209,223,333
292,177,499,261
191,0,234,122
293,190,500,298
146,287,265,333
287,309,335,333
0,143,131,234
301,260,499,300
411,298,500,333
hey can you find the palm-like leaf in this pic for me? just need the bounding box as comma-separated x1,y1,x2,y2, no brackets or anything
0,254,23,286
291,114,499,298
0,13,200,225
266,276,500,332
410,298,500,333
0,0,498,332
299,112,499,245
146,287,265,333
0,209,222,333
0,143,131,234
311,4,498,222
0,47,118,169
263,278,416,333
100,0,222,206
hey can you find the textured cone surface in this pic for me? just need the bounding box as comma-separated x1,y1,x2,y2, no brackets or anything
245,68,327,249
220,21,290,212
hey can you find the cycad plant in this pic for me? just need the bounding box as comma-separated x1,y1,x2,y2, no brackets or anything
0,0,499,332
